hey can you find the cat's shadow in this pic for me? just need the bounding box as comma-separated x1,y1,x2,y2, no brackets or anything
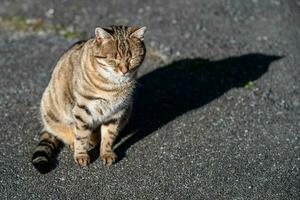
38,53,282,172
114,53,282,160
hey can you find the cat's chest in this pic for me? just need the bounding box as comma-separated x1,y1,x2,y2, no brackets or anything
88,95,130,124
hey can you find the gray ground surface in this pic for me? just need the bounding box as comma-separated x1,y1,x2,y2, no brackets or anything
0,0,299,199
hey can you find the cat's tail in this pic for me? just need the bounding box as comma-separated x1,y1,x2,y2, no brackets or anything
32,131,61,174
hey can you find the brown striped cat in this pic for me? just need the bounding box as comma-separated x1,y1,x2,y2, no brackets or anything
32,26,146,172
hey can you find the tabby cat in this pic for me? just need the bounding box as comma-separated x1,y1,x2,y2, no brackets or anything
32,26,146,172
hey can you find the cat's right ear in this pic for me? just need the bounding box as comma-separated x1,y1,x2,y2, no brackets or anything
95,27,112,43
130,26,147,41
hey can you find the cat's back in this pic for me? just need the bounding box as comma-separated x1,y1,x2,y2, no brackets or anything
66,40,87,54
58,40,87,64
41,40,88,117
50,40,88,79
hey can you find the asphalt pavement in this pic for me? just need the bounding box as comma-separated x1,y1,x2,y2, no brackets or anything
0,0,299,199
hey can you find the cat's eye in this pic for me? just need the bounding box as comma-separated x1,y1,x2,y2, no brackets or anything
130,56,141,62
95,55,107,59
128,57,137,63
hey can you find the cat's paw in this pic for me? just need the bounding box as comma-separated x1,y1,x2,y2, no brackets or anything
74,154,90,166
100,151,117,166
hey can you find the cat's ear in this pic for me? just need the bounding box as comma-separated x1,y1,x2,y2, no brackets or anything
130,26,147,41
95,27,112,43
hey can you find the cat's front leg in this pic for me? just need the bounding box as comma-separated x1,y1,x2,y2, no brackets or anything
72,106,92,166
73,131,91,166
100,106,132,165
100,119,119,165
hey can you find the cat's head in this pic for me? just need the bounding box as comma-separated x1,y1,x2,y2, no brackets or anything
92,26,146,80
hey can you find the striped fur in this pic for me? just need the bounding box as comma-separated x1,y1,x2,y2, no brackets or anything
32,131,61,174
32,26,146,169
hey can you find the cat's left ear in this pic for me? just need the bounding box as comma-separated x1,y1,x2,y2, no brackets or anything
130,26,147,41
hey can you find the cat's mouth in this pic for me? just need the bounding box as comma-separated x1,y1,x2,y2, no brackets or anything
117,69,133,77
97,65,135,80
119,67,138,77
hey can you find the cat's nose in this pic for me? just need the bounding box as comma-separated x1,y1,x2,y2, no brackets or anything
119,64,129,75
